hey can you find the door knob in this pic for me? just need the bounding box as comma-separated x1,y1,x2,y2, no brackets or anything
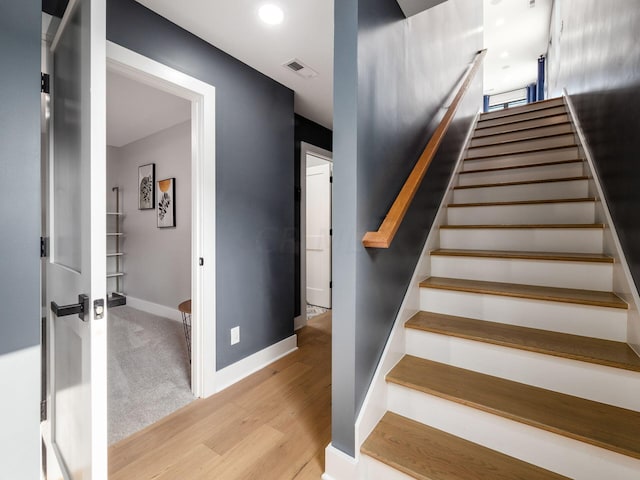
51,294,89,321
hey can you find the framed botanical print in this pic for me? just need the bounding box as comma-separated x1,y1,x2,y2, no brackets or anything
157,177,176,228
138,163,155,210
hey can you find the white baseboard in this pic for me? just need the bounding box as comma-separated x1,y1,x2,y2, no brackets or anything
323,444,359,480
125,296,182,323
294,314,307,331
215,334,298,392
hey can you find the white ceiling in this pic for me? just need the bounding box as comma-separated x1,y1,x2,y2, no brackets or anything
483,0,552,96
123,1,552,132
135,0,334,129
106,70,191,147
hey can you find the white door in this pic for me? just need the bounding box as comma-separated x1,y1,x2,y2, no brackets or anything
46,0,107,478
306,162,332,308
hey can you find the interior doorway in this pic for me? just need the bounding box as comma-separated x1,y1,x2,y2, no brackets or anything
105,67,195,444
300,143,333,327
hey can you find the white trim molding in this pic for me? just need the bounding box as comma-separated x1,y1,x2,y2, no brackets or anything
322,444,360,480
125,296,183,323
106,41,217,398
215,335,298,393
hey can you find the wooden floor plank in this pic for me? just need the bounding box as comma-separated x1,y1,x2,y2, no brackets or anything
108,312,332,479
430,248,614,263
406,311,640,371
387,356,640,459
419,277,627,309
362,412,569,480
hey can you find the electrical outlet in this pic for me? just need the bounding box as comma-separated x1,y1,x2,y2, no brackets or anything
230,326,240,345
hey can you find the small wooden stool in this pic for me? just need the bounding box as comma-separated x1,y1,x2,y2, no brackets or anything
178,300,191,363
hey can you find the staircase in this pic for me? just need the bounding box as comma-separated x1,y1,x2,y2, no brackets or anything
360,97,640,479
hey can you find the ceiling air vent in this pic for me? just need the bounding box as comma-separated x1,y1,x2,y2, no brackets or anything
283,58,318,79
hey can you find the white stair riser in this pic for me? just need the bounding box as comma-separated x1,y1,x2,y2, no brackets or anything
447,202,595,225
474,114,569,137
470,124,574,148
477,105,566,128
430,256,612,291
419,289,627,341
457,162,584,186
467,135,576,160
387,385,640,480
453,180,589,203
440,228,603,253
405,330,640,411
463,147,579,171
361,457,415,480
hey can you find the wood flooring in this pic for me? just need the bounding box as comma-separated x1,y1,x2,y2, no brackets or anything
108,312,332,480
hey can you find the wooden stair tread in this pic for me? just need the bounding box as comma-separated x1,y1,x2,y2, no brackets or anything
474,114,570,137
453,176,588,190
466,140,579,160
430,248,614,263
362,412,568,480
419,277,627,309
464,146,579,163
441,223,605,229
448,197,596,207
470,123,573,147
406,311,640,371
479,98,565,121
387,356,640,459
460,158,583,174
477,106,568,130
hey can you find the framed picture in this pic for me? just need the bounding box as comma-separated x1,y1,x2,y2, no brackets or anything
138,163,155,209
157,178,176,228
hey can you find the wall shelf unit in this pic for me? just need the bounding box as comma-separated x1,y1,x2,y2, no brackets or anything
107,186,127,308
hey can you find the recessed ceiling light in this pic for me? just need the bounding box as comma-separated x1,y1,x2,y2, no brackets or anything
259,4,284,25
495,18,505,27
500,51,509,58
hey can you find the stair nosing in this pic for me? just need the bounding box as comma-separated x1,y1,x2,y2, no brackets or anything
440,223,605,229
466,141,579,161
468,131,575,151
419,276,627,309
474,114,570,137
406,311,640,372
430,248,614,264
453,175,588,190
387,356,640,459
479,98,565,121
460,159,583,175
448,197,596,208
471,123,573,147
464,145,579,163
362,412,570,480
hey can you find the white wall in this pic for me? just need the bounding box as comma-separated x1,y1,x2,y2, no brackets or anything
107,121,191,310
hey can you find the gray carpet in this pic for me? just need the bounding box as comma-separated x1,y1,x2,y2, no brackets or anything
108,306,194,445
307,303,329,319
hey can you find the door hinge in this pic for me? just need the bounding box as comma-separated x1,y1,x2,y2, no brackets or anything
40,237,49,258
40,400,47,421
330,281,332,289
41,73,50,94
330,176,333,183
329,228,332,236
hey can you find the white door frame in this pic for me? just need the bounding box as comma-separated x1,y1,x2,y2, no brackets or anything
297,142,332,330
106,42,217,398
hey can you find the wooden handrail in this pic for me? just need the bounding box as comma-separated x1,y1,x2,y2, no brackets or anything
362,49,487,248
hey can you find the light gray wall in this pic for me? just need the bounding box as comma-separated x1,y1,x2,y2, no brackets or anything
332,0,483,455
0,0,42,476
107,121,191,309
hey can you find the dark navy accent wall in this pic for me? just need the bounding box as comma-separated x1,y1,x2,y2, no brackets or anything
42,0,68,17
0,0,41,356
294,114,332,317
332,0,483,455
548,0,640,293
107,0,295,370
